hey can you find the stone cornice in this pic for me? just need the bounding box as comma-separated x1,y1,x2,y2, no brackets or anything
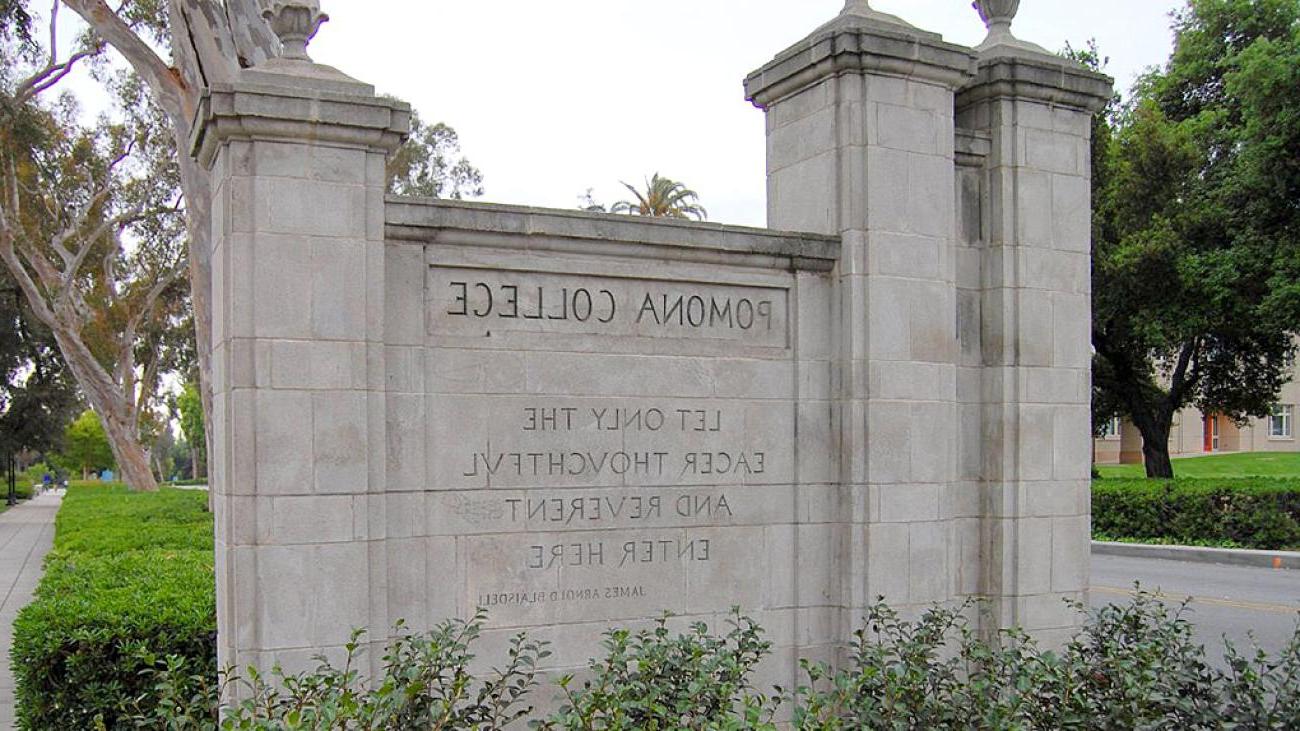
190,74,410,169
386,197,841,274
956,55,1113,114
745,16,977,109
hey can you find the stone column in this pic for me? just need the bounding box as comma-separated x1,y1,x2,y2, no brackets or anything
955,6,1111,642
745,4,976,631
191,4,409,674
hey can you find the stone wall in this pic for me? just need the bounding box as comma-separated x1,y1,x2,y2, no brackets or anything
383,199,838,686
196,1,1111,684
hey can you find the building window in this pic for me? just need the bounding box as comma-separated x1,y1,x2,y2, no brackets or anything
1269,405,1293,439
1100,416,1122,439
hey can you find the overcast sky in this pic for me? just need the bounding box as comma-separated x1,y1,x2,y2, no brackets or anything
303,0,1182,227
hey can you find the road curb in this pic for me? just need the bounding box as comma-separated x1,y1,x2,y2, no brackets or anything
1092,541,1300,570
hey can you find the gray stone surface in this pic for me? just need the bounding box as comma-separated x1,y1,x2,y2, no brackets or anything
198,1,1110,687
0,492,60,730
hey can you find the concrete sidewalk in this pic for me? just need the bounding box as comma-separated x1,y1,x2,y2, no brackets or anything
0,493,61,730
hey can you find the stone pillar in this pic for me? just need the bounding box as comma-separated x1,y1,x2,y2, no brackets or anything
191,4,409,673
745,5,977,631
955,7,1111,642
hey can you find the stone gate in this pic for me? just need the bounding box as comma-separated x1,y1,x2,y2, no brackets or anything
196,0,1111,687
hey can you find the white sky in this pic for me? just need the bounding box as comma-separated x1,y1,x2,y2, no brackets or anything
307,0,1183,227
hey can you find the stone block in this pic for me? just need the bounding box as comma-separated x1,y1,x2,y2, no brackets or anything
866,522,911,604
866,279,912,360
1015,517,1053,595
311,239,368,339
255,543,371,649
910,402,954,484
877,483,940,523
1051,515,1089,593
866,402,912,484
1024,128,1079,175
262,495,355,545
865,147,912,233
768,107,838,171
1052,293,1091,368
1017,405,1055,481
252,234,313,339
312,391,369,494
1050,173,1090,252
385,393,425,490
878,103,939,154
1052,405,1092,480
382,243,423,345
768,152,837,234
907,521,949,602
255,178,367,239
253,390,314,495
906,153,957,239
869,232,941,279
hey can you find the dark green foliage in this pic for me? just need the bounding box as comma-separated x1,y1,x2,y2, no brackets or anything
10,485,215,730
1090,0,1300,478
19,485,1300,728
1093,478,1300,549
537,610,779,731
51,483,213,555
0,266,80,462
125,613,547,731
794,593,1300,730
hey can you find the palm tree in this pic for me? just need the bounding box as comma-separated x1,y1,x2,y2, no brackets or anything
611,173,708,221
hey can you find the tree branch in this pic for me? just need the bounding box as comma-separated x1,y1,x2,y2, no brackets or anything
60,0,186,117
1166,337,1200,410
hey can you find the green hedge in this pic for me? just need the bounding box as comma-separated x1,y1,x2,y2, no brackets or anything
1093,478,1300,550
11,486,215,730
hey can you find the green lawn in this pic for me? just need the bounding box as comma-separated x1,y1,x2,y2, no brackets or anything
1095,451,1300,479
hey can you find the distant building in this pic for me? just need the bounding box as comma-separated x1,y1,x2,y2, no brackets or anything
1094,363,1298,464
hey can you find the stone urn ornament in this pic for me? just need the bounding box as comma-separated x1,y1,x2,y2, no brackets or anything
263,0,329,61
973,0,1021,44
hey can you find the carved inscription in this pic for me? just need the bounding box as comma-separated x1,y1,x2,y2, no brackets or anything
426,269,794,623
457,402,780,616
428,268,789,347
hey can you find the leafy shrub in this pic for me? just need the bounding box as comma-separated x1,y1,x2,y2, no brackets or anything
11,486,215,730
1093,478,1300,549
110,594,1300,730
794,592,1300,730
126,613,547,731
537,610,779,730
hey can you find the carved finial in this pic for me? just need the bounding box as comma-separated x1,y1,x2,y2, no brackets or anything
973,0,1021,44
263,0,329,62
836,0,915,29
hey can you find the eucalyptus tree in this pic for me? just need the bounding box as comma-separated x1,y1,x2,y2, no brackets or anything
1,6,188,490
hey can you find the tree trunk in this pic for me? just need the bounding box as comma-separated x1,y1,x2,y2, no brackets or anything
100,411,157,490
47,328,159,491
173,127,216,492
1129,409,1175,479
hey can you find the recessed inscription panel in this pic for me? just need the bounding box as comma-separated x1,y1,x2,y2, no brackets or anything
422,264,800,629
428,267,789,349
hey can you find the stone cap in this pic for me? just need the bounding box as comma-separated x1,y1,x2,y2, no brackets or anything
385,197,841,273
190,80,410,168
956,55,1113,114
745,11,976,110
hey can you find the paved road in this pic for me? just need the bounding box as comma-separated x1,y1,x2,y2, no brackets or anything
0,492,61,731
1091,552,1300,664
